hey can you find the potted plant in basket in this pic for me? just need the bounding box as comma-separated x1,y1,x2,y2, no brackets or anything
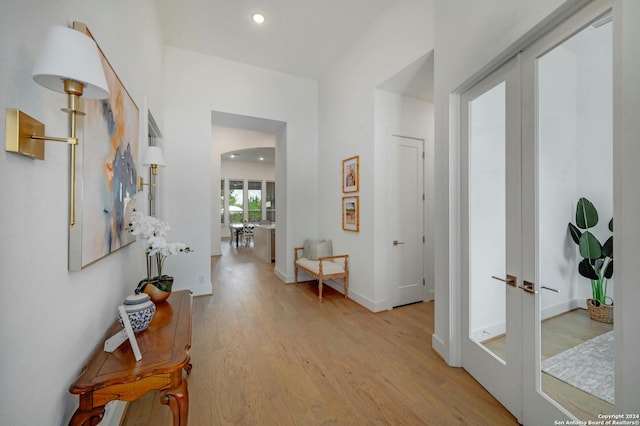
567,197,613,323
127,211,192,303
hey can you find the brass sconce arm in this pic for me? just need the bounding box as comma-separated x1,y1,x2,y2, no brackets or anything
31,135,79,145
5,107,81,225
137,164,160,191
137,176,155,191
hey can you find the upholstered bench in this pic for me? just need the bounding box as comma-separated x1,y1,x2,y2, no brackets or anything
294,239,349,302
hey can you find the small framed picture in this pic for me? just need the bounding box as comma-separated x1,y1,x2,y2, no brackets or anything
342,196,359,232
342,156,359,193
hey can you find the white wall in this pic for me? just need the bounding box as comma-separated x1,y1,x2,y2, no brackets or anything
221,161,275,182
0,1,164,424
216,126,276,154
538,22,613,318
163,48,318,292
538,44,580,316
318,0,435,311
468,83,507,340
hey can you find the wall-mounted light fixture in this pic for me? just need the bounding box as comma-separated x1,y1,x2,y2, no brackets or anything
137,146,166,191
137,145,166,217
5,26,109,225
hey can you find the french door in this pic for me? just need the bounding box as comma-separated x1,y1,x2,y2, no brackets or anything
461,55,523,419
461,1,614,424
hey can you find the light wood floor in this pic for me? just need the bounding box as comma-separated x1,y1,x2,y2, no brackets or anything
122,242,517,425
482,308,614,421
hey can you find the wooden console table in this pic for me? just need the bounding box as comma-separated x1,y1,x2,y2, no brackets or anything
69,290,193,426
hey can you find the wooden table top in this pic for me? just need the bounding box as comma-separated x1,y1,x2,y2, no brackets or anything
70,290,192,394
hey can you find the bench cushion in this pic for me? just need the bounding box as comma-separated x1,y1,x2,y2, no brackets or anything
303,239,333,260
296,257,344,275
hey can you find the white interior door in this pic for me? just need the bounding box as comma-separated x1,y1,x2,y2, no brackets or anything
461,56,522,421
460,2,615,424
520,2,614,424
389,135,424,307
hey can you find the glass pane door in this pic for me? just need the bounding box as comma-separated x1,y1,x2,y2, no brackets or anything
520,2,615,423
461,56,522,421
537,11,614,420
468,82,507,361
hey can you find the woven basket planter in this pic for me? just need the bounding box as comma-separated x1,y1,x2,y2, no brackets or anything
586,298,613,324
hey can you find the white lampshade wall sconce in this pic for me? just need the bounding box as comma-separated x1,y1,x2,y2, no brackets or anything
5,26,110,226
137,146,166,191
137,145,166,216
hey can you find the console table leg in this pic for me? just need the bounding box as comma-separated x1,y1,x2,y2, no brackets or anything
68,406,105,426
161,380,189,426
183,356,193,374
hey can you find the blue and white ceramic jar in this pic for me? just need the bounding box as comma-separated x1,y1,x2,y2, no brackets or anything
118,293,156,333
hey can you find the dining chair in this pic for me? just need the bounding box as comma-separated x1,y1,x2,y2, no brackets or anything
243,224,254,247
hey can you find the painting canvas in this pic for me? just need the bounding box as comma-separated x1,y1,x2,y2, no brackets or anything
342,196,359,232
342,156,359,193
70,22,139,270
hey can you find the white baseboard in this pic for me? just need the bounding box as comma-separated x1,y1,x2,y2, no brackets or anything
274,266,290,283
432,333,448,363
541,297,584,320
424,290,435,302
189,282,213,296
471,320,506,342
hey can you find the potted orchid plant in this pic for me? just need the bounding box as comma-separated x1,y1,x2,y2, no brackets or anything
127,211,192,301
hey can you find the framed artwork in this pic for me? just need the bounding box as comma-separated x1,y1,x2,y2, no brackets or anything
69,22,139,271
342,155,359,193
342,196,360,232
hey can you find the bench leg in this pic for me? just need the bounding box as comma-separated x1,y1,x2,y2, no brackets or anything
344,274,348,299
318,277,323,302
294,264,298,286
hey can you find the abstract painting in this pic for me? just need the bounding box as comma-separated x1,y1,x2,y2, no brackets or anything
69,22,139,270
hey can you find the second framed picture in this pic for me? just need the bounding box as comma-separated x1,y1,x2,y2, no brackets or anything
342,196,359,232
342,155,359,193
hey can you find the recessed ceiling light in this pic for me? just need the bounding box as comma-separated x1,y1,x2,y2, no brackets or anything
259,157,264,161
252,13,265,24
230,153,237,159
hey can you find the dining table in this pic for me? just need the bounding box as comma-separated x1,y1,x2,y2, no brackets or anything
230,223,244,247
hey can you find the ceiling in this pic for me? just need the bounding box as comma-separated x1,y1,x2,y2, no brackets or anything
159,0,433,161
378,52,434,101
221,147,275,164
155,0,398,79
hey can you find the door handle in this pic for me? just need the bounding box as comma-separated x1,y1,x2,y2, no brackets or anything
541,286,559,293
393,240,405,246
491,274,516,287
519,280,538,294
